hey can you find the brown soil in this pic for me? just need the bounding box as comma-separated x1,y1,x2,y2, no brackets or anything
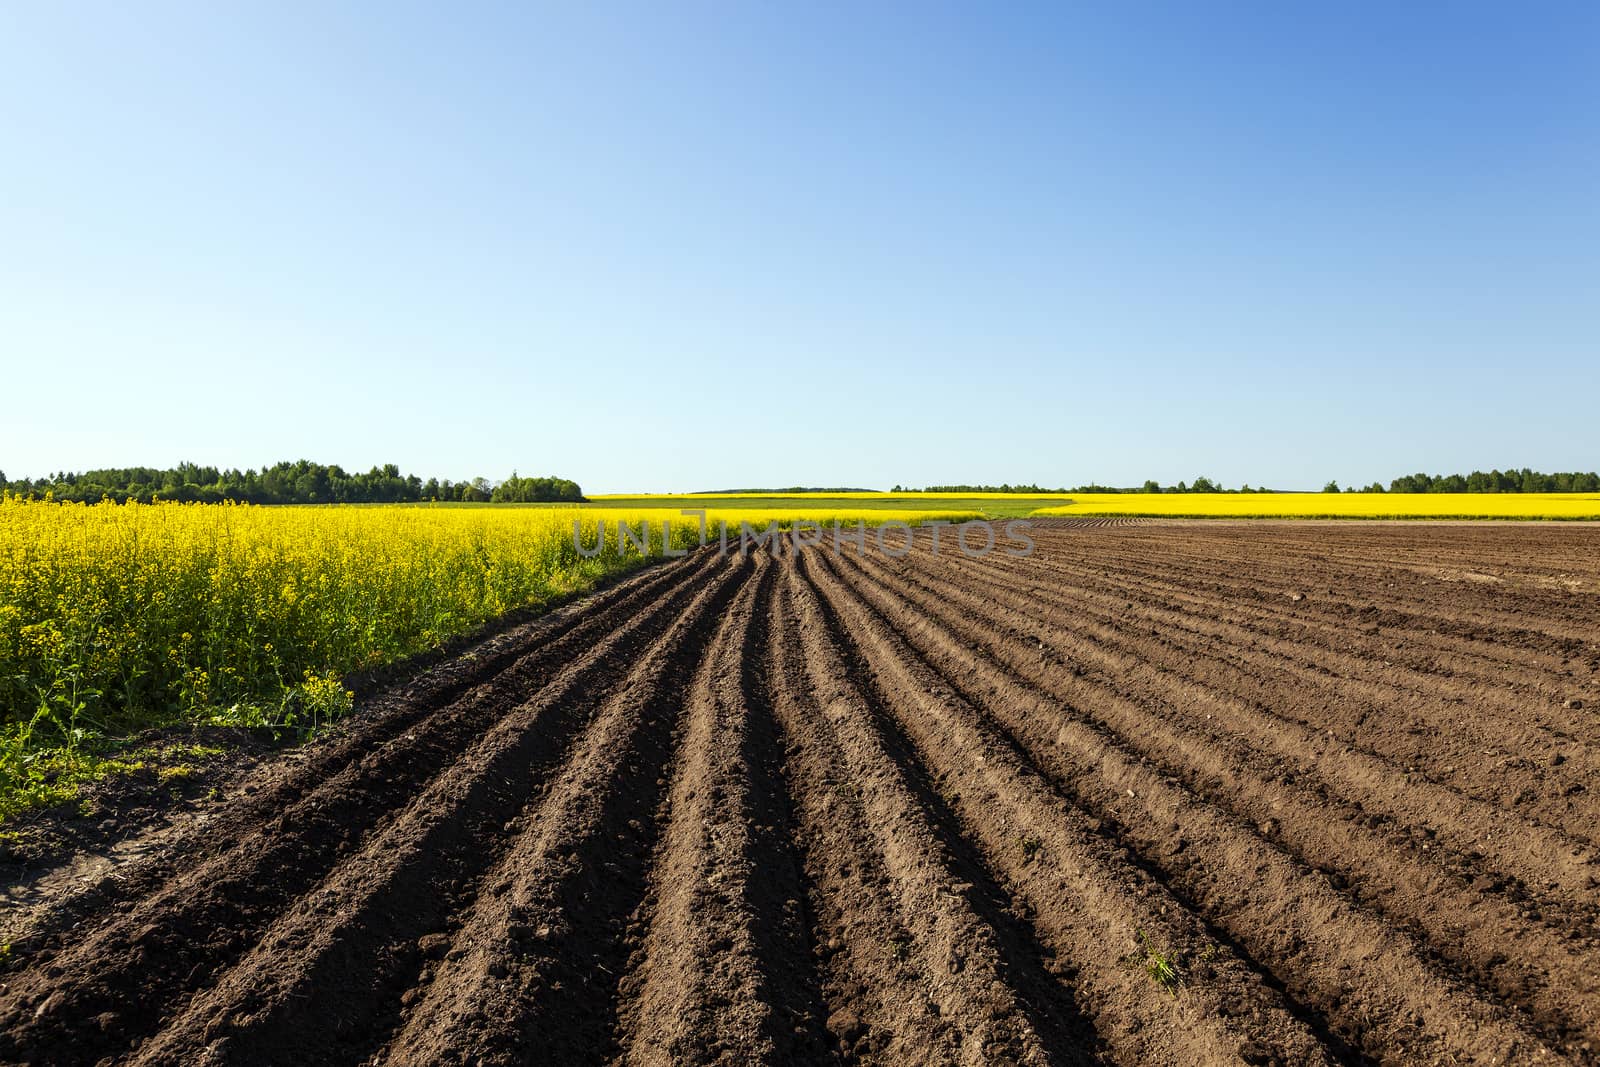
2,520,1598,1066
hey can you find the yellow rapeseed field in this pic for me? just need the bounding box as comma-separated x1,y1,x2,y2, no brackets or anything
1031,493,1600,520
0,498,974,775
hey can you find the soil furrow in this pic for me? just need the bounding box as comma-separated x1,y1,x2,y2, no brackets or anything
1008,525,1600,657
843,544,1600,1049
968,532,1600,760
886,541,1600,906
607,556,834,1065
831,545,1590,1062
974,544,1600,782
794,549,1340,1067
988,541,1590,723
766,556,1060,1066
352,553,754,1067
890,543,1600,923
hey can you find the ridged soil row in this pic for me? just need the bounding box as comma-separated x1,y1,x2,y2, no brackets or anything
0,550,723,1065
1007,532,1590,708
1020,525,1600,665
605,556,835,1065
355,552,754,1066
895,543,1600,911
1017,522,1600,651
0,554,709,962
848,543,1600,1051
954,543,1600,843
1009,529,1598,716
1009,519,1145,530
122,552,754,1067
951,551,1600,938
1000,532,1600,745
1045,517,1600,576
928,534,1600,921
792,550,1341,1067
766,553,1071,1066
830,546,1591,1063
1137,523,1600,596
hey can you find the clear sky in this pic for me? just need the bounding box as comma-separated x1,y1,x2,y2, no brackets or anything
3,2,1596,492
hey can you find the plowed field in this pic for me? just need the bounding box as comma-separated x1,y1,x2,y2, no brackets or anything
4,521,1599,1066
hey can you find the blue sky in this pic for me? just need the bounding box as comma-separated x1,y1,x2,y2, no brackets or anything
3,2,1595,492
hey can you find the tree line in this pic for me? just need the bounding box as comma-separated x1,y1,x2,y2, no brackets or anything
1371,469,1599,493
897,469,1600,494
0,461,585,504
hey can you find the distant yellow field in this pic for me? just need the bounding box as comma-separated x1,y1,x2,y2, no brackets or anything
1031,493,1600,520
585,504,984,529
591,492,1071,501
590,491,1600,521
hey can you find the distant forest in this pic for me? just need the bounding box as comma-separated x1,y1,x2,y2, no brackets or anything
898,469,1600,494
1377,469,1599,493
0,461,585,504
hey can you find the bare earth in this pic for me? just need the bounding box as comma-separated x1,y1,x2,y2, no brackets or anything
2,520,1598,1066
